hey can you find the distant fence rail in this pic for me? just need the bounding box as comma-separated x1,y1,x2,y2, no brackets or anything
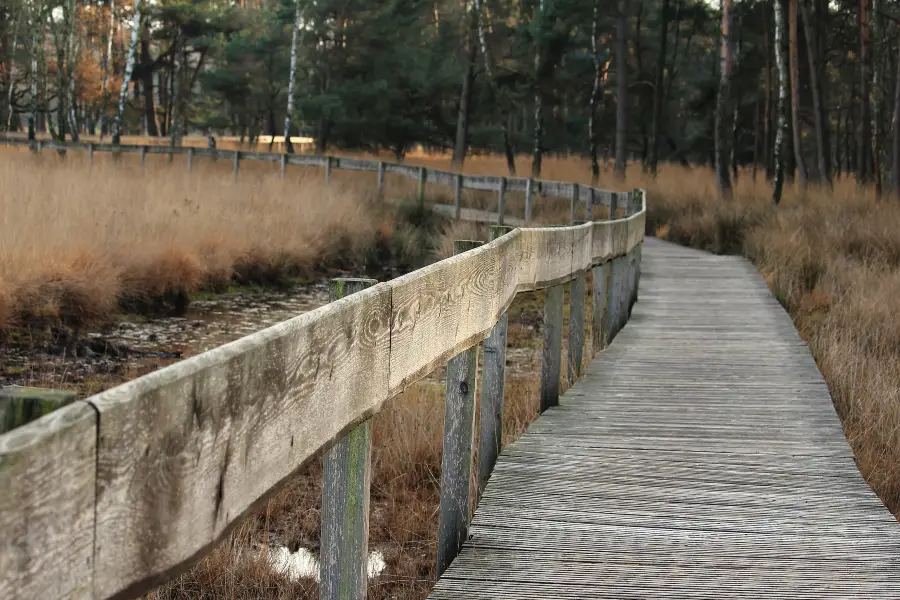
0,136,646,600
1,136,631,224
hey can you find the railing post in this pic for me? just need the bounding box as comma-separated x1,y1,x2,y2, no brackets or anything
418,166,427,208
540,283,564,412
609,190,619,220
140,145,147,167
570,184,579,224
568,222,586,383
187,147,194,172
325,156,332,184
607,255,625,342
437,239,483,577
497,177,507,225
88,143,94,164
232,150,240,181
377,161,385,191
454,174,463,220
524,178,534,222
586,187,595,221
477,226,512,503
320,277,377,600
591,261,611,355
280,153,287,179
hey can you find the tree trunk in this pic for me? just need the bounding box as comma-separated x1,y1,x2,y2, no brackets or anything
28,15,38,141
100,0,116,138
788,0,806,186
714,0,733,197
871,0,882,195
169,37,183,148
140,31,158,136
5,11,21,131
773,0,788,204
799,0,830,186
530,0,545,178
588,0,603,182
858,0,872,184
752,92,760,180
647,0,670,176
112,0,142,145
283,0,302,154
891,34,900,199
452,0,477,169
764,11,773,178
614,0,628,179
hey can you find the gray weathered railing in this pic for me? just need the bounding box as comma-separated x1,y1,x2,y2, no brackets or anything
1,136,629,224
0,138,646,600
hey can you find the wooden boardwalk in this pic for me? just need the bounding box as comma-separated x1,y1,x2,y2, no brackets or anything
430,237,900,599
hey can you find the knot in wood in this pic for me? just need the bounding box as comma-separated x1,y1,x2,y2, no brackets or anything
459,381,469,395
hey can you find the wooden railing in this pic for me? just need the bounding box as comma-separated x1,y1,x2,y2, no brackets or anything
0,138,646,600
1,136,630,224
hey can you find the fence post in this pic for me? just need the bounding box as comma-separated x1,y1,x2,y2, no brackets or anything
140,145,147,167
591,261,611,355
187,148,194,172
607,255,625,342
568,222,586,383
88,143,94,164
320,278,377,600
540,283,564,412
280,153,287,179
609,190,619,220
525,178,534,222
232,151,240,181
477,226,512,503
570,184,579,224
437,239,483,577
586,187,595,221
454,174,463,220
418,167,427,208
497,177,507,225
325,156,332,184
377,161,385,191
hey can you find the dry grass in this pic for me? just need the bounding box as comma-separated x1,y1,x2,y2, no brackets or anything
0,147,392,330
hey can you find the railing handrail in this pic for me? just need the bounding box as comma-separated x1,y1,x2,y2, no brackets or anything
0,136,646,600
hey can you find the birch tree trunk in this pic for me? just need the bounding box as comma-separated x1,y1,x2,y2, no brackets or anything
5,10,21,131
452,0,477,169
714,0,733,197
100,0,116,138
773,0,788,204
112,0,142,145
870,0,881,195
788,0,806,186
27,3,39,141
799,0,830,186
169,36,183,148
283,0,302,154
858,0,872,184
764,11,773,178
646,0,670,176
614,0,628,179
588,0,603,183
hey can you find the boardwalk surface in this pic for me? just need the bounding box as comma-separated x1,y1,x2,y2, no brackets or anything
430,237,900,599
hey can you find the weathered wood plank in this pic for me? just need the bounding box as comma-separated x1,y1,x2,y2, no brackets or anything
540,284,564,412
320,279,377,600
89,284,392,599
461,174,501,191
591,262,610,354
567,275,585,382
436,240,482,578
0,402,97,600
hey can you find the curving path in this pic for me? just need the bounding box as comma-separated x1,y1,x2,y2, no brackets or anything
429,237,900,599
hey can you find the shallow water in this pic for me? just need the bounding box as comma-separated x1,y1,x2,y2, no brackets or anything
0,283,329,393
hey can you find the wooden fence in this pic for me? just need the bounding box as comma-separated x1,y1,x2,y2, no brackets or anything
0,138,646,600
1,136,630,224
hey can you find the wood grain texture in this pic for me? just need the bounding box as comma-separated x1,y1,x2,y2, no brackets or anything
88,284,392,599
320,279,377,600
388,242,499,394
430,237,900,600
0,402,97,600
591,262,611,354
540,284,564,413
436,240,482,578
517,227,576,290
567,275,585,383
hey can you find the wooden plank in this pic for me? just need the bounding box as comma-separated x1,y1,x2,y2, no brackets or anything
461,174,501,191
497,177,507,225
477,226,514,502
436,240,482,577
591,262,610,354
320,279,377,600
428,169,457,188
385,163,419,180
505,177,529,193
88,284,392,599
333,156,377,172
517,227,575,289
567,275,585,382
540,284,564,412
0,402,97,600
388,242,500,394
